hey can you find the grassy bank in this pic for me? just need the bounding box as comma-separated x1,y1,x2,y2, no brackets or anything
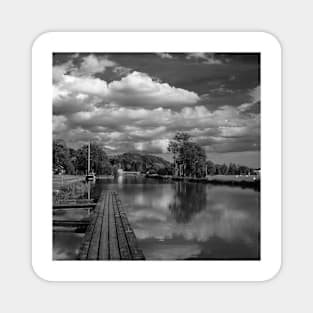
146,174,260,191
53,175,85,190
53,175,88,203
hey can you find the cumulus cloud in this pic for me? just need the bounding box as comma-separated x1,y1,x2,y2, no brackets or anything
53,68,200,111
238,86,260,113
52,54,260,159
53,115,67,134
208,85,235,96
75,54,116,76
106,71,200,108
249,85,260,103
112,66,132,76
186,53,223,65
156,53,173,59
57,75,108,97
53,92,101,115
53,54,115,81
53,61,73,83
54,100,259,153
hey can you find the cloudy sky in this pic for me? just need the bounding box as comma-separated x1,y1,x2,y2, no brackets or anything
53,53,260,167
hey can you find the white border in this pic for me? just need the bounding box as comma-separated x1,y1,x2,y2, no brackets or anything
32,32,281,282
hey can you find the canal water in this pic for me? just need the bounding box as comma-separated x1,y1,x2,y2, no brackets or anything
53,176,260,260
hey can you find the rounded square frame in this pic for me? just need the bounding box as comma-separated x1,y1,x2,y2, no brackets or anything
32,32,281,281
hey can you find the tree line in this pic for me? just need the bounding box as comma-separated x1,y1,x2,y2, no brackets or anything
53,139,112,175
53,140,171,175
53,135,257,177
168,132,256,178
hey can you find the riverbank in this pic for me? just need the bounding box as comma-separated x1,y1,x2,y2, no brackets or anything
95,175,114,179
53,175,85,190
53,175,88,203
53,174,115,190
145,174,260,191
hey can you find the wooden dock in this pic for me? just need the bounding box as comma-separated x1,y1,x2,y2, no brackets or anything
53,203,96,210
79,191,145,260
53,220,90,227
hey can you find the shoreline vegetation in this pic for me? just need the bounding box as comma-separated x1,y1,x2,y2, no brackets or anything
145,173,260,191
53,132,260,192
53,173,260,192
53,176,86,203
53,175,85,189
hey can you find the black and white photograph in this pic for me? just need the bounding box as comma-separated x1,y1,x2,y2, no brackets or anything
52,52,260,261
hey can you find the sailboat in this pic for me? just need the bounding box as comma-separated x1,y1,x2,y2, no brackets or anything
85,141,96,182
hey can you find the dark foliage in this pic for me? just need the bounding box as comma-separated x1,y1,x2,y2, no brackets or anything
109,152,171,173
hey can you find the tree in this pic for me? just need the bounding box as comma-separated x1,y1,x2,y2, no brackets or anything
168,132,190,176
206,160,216,175
110,153,171,173
75,142,112,175
214,164,222,175
168,132,207,178
228,163,237,175
220,163,228,175
53,139,75,174
238,165,249,175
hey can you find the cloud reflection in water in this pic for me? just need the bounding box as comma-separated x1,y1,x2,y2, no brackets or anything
121,182,259,260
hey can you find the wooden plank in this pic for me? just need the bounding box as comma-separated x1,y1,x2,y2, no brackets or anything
79,190,144,260
53,203,96,209
53,220,89,227
114,193,145,260
108,192,120,260
112,192,132,260
78,214,98,259
120,214,145,260
87,193,107,260
98,191,110,260
56,199,95,204
79,216,96,260
79,192,105,260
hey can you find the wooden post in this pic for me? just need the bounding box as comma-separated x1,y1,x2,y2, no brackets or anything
174,157,176,176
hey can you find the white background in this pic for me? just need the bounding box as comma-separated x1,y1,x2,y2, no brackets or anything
0,0,311,311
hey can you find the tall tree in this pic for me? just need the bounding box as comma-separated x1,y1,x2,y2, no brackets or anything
53,139,75,174
228,163,238,175
220,163,228,175
206,160,216,175
75,142,112,175
168,132,190,175
168,132,206,177
238,165,249,175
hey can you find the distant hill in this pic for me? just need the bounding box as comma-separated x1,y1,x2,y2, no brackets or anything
109,152,172,173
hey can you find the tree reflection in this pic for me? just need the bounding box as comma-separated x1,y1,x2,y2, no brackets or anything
168,182,207,223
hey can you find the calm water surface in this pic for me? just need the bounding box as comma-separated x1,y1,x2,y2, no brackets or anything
53,176,260,260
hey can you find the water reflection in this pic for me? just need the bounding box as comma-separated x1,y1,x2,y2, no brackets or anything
169,182,207,223
53,180,93,260
54,176,260,260
53,232,85,260
95,177,260,260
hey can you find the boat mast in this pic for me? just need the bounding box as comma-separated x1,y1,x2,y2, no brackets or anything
87,141,90,174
